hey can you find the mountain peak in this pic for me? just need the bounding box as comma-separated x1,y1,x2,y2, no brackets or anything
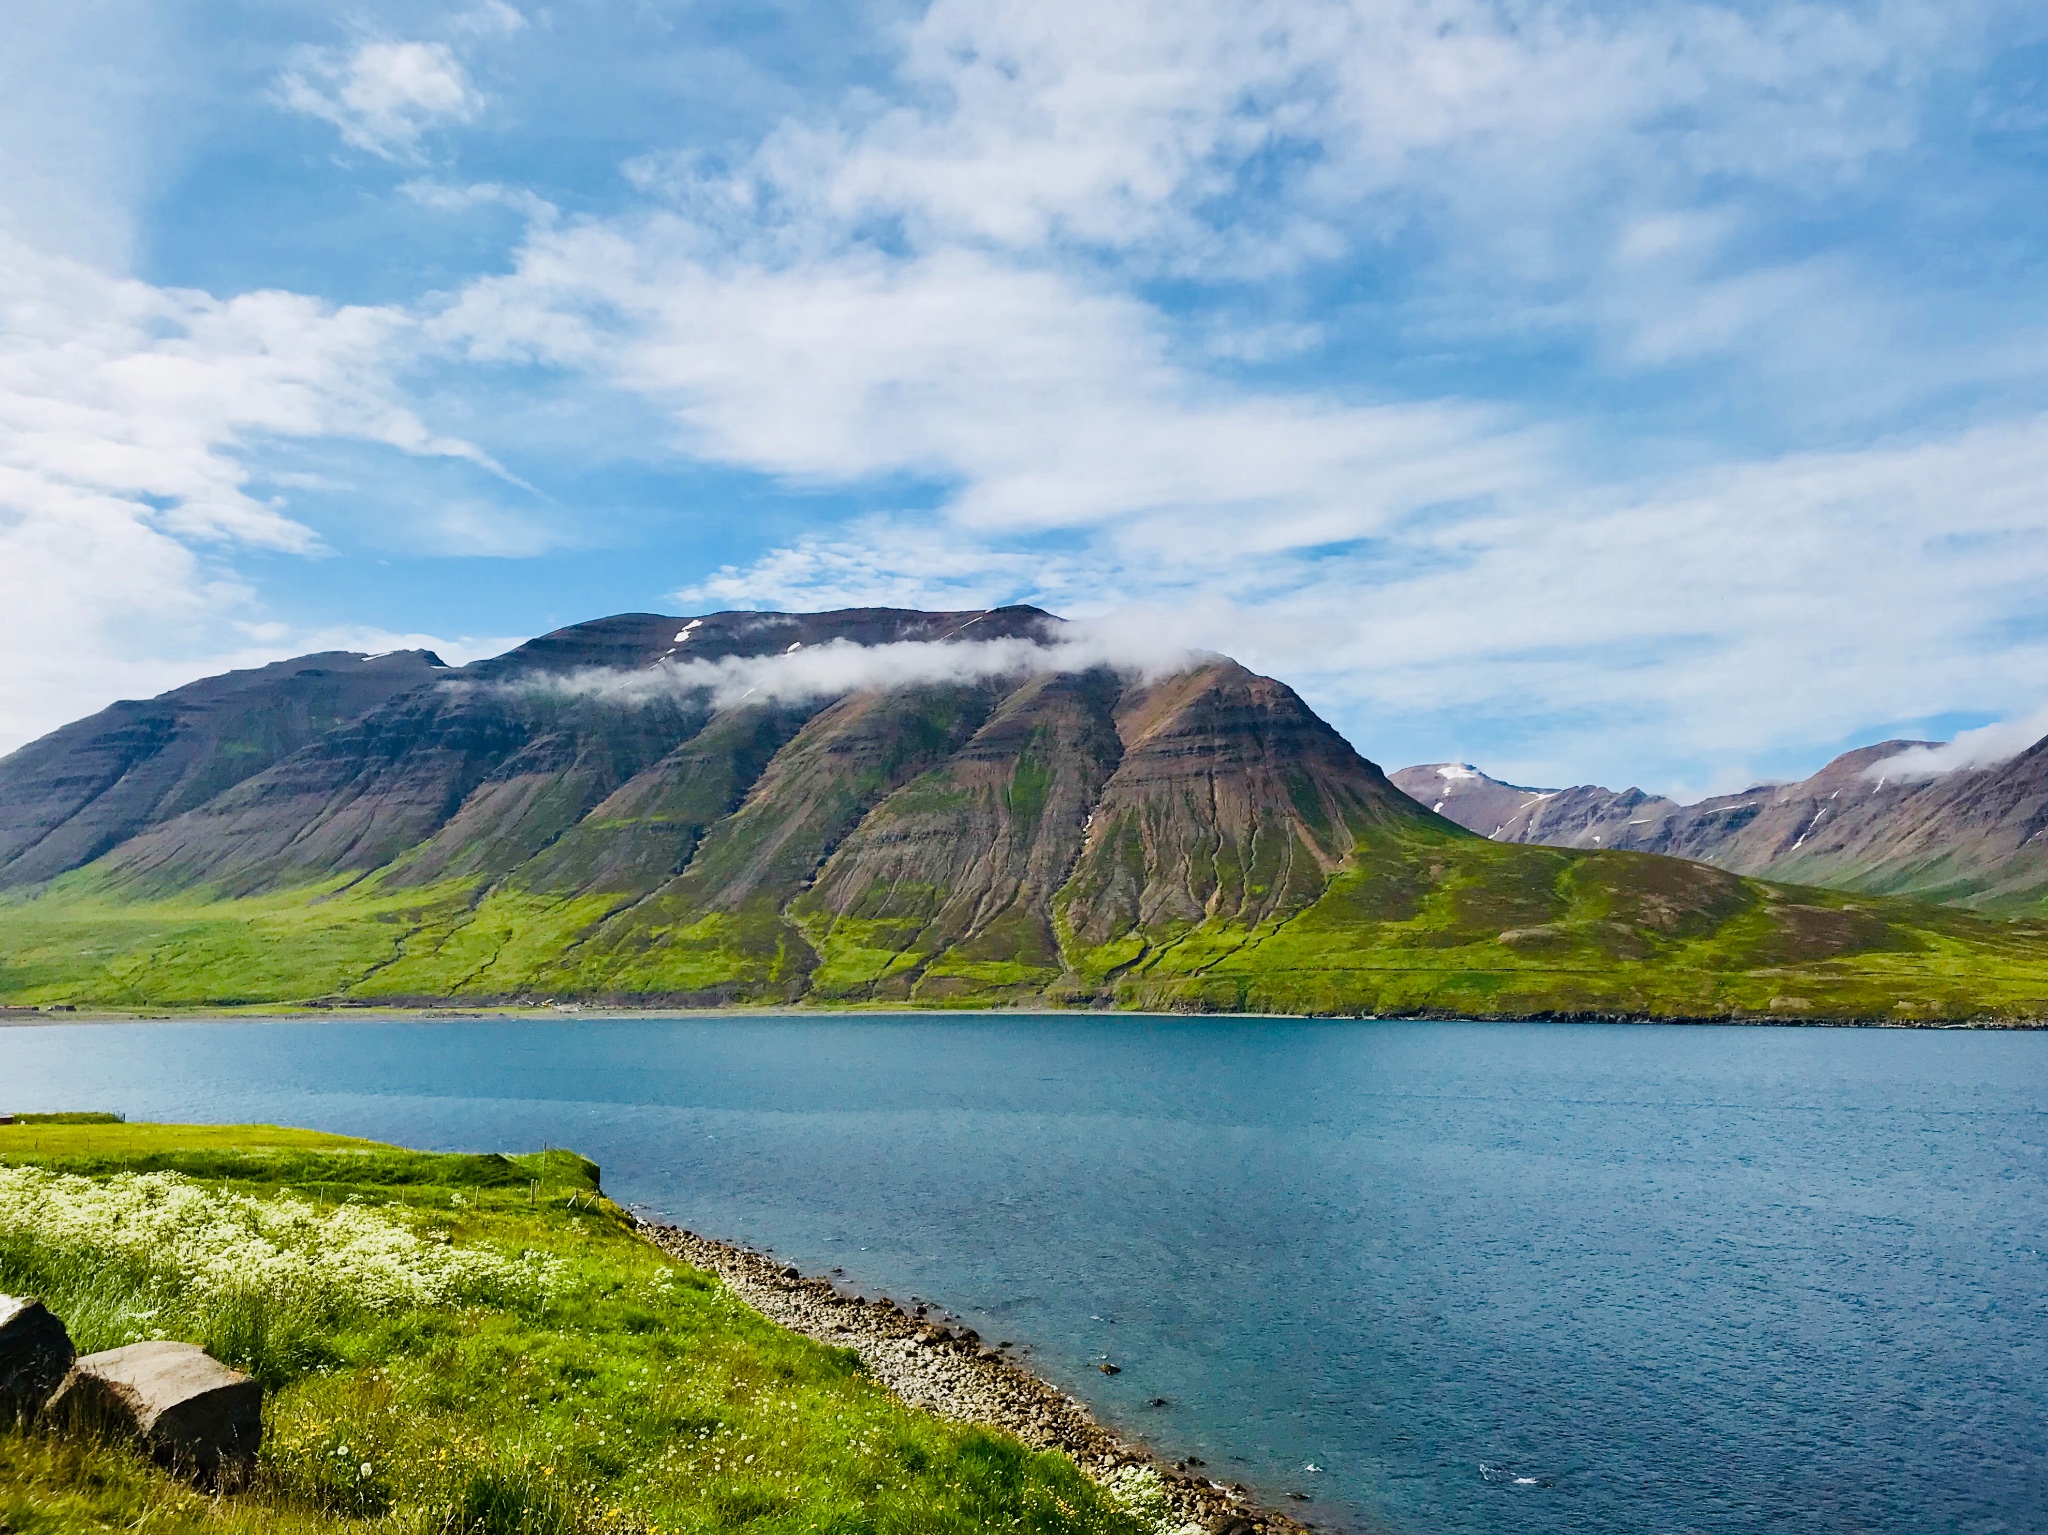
1394,727,2048,908
470,606,1061,682
1390,762,1670,846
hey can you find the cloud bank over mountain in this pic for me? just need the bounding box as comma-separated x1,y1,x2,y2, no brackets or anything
504,625,1206,710
1871,702,2048,779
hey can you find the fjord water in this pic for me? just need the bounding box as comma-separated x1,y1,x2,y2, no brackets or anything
5,1017,2043,1534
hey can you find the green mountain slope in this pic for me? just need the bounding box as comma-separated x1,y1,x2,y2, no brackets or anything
4,609,2048,1021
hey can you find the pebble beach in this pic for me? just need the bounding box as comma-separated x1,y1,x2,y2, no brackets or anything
634,1218,1319,1535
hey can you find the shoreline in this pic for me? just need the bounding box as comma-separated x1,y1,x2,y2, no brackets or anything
3,1000,2046,1030
633,1217,1322,1535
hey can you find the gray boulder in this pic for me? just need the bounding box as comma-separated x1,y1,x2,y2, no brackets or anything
0,1296,74,1423
49,1341,261,1482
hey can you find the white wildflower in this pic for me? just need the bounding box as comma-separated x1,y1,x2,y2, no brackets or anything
0,1166,558,1315
1095,1463,1190,1533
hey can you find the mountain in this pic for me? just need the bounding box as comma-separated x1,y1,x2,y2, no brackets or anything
1390,764,1677,849
4,609,2048,1022
1396,740,2048,910
0,650,448,890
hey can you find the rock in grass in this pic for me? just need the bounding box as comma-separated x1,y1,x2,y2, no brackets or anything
49,1342,261,1482
0,1296,74,1423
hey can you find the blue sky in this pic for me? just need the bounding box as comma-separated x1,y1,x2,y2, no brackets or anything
5,0,2048,797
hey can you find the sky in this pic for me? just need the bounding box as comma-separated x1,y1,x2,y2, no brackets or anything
5,0,2048,798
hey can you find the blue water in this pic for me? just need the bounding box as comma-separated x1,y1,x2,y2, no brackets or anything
2,1015,2043,1534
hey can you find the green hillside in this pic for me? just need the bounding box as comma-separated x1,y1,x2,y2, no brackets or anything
6,824,2048,1022
5,608,2048,1023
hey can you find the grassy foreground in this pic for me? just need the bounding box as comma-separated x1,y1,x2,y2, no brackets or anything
0,1120,1147,1535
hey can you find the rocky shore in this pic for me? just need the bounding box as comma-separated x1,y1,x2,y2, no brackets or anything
633,1218,1320,1535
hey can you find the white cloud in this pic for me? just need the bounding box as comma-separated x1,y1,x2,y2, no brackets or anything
675,410,2048,793
7,0,2044,803
400,178,554,222
451,2,528,39
413,0,2048,794
1867,704,2048,779
676,0,1959,297
0,237,495,754
436,228,1546,558
503,628,1202,710
1277,416,2048,785
278,40,482,159
680,520,1067,614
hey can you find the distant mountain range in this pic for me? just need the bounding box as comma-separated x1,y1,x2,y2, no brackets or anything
4,607,2048,1021
1393,734,2048,910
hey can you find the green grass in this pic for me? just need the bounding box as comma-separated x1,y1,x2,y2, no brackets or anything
1107,836,2048,1021
8,827,2048,1020
0,1124,1148,1535
0,1120,379,1158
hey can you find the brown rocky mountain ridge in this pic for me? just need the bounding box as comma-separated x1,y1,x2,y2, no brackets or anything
1393,736,2048,910
47,607,1422,922
0,649,450,889
5,607,2048,1019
